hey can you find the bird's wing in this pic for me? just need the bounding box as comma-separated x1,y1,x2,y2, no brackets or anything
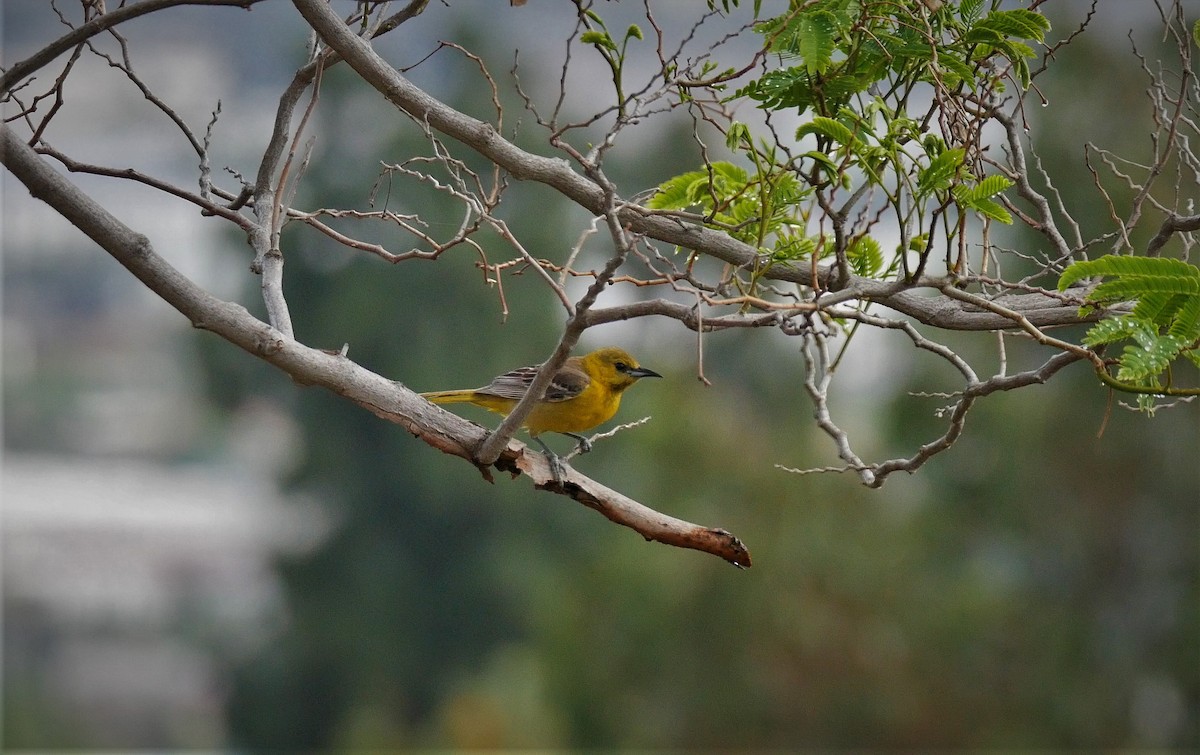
543,360,590,402
477,358,590,402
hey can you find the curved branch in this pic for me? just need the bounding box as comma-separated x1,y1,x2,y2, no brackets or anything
0,122,750,568
512,450,751,568
1146,212,1200,256
0,0,264,96
34,145,255,230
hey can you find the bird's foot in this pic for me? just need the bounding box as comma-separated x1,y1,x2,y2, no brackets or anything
547,452,568,484
566,432,592,455
534,436,570,484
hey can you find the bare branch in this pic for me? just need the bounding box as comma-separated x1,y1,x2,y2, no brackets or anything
564,416,653,461
0,0,266,96
34,144,255,230
993,105,1078,262
788,320,1084,486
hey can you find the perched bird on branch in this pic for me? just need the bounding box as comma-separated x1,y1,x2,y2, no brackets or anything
421,346,660,475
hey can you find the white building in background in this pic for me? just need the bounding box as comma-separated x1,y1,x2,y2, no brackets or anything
3,455,326,746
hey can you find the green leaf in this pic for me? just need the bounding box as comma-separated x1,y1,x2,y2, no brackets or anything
1081,316,1144,347
1058,255,1200,293
847,234,883,277
772,233,817,262
710,161,749,185
1010,56,1032,89
1002,39,1037,61
1067,254,1200,391
1168,291,1200,341
950,178,1014,224
727,196,762,227
918,147,964,196
647,161,755,213
1130,292,1184,324
647,171,705,210
965,174,1014,201
922,133,946,156
742,69,813,111
963,27,1005,47
625,24,644,42
581,30,616,50
796,116,857,146
803,150,842,181
974,9,1050,43
967,197,1013,224
1116,333,1188,382
876,30,934,61
725,121,751,151
796,11,838,75
959,0,985,25
936,55,978,89
1091,275,1200,303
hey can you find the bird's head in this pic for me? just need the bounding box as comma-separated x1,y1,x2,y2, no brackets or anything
585,346,661,390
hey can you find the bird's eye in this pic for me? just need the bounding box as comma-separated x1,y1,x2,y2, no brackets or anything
615,361,629,372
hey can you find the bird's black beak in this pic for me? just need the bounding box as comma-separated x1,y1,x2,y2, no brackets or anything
627,365,661,379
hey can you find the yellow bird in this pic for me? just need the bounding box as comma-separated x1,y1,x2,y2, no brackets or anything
421,346,660,468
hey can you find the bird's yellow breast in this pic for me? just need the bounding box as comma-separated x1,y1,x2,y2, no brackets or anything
524,382,621,435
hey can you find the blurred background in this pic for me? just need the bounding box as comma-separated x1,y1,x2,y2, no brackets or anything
3,1,1197,749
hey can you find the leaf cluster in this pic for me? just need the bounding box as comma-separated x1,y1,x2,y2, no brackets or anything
739,0,1049,116
647,0,1040,296
580,9,645,116
1059,255,1200,400
648,159,813,265
797,111,1014,220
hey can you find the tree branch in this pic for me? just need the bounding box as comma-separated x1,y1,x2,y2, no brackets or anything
1146,212,1200,256
0,0,264,96
0,123,751,568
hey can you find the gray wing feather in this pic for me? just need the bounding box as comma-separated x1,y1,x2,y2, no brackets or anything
477,361,589,402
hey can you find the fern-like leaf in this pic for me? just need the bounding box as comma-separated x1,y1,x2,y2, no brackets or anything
1090,275,1200,303
1116,334,1188,383
772,233,817,262
847,234,883,277
935,55,978,90
796,116,857,146
917,148,964,196
959,0,985,25
647,171,704,210
711,161,749,185
647,162,747,210
1058,255,1200,292
1081,316,1144,347
1130,292,1186,325
973,9,1050,42
1168,291,1200,341
963,174,1014,201
796,11,838,76
951,184,1013,224
802,150,841,181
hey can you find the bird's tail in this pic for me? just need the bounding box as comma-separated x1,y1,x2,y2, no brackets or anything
420,389,479,405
